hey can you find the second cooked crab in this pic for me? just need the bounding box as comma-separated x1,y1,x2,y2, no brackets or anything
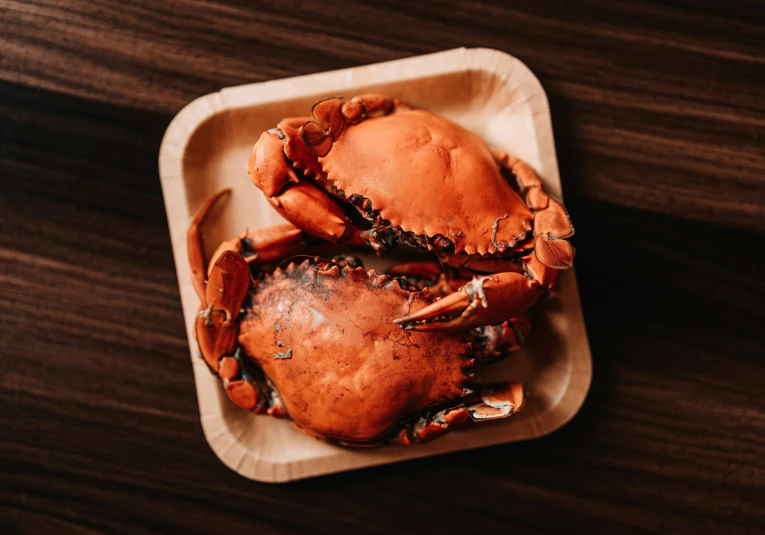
189,193,528,446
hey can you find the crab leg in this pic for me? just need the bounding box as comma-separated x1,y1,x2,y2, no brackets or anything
390,383,525,445
438,253,529,277
494,150,575,270
193,253,288,416
390,405,470,445
471,314,532,359
302,94,411,154
188,190,306,413
194,251,257,409
209,223,304,271
387,261,458,298
188,188,230,301
188,188,308,300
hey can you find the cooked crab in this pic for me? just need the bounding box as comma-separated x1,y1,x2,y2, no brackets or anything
248,94,574,333
189,192,528,446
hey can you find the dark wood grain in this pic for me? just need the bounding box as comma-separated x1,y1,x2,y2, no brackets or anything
1,1,764,534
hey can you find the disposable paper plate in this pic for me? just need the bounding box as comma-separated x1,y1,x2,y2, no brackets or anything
159,47,592,482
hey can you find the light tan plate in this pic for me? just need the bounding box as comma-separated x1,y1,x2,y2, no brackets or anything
159,47,592,483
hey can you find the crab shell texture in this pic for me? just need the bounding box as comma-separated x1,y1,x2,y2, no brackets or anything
274,98,534,255
238,261,474,444
319,105,534,256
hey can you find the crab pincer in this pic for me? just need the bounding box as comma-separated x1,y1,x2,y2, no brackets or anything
394,272,542,332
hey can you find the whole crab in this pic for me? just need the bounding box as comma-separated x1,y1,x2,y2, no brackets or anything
189,193,527,446
248,94,575,332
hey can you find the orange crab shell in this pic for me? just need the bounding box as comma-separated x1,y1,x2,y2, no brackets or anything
318,109,534,256
237,261,474,444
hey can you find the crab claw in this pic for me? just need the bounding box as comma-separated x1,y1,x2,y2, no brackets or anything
392,405,470,445
394,272,541,332
390,383,525,445
533,198,575,270
195,251,250,371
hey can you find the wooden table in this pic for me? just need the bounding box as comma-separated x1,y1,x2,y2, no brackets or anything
2,2,764,533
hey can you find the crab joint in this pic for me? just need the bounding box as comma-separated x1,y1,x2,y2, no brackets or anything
464,276,492,309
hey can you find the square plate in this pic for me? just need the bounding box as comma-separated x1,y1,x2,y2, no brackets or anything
159,47,591,482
